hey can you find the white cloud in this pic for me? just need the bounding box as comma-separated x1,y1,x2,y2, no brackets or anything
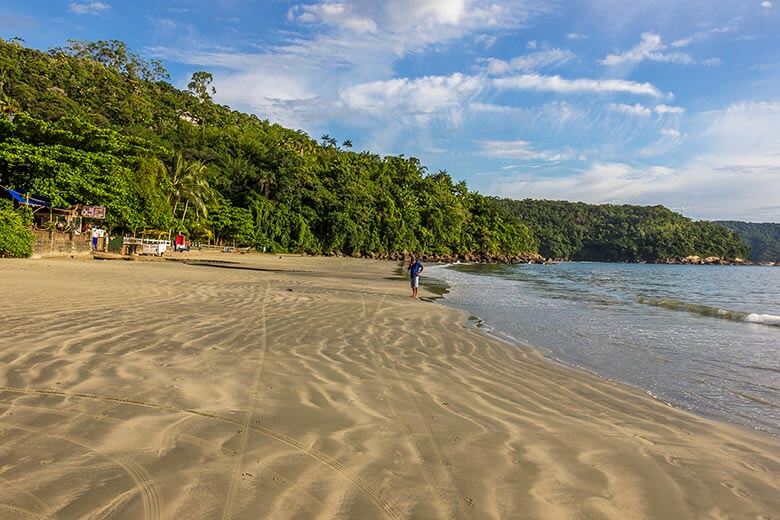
565,33,587,40
575,1,747,38
608,103,652,117
154,0,552,136
660,128,682,138
699,101,780,169
340,73,482,118
671,37,693,48
526,40,537,49
492,162,676,204
478,139,579,162
287,0,550,47
469,102,524,114
761,1,772,11
68,1,110,15
495,74,667,98
484,48,575,75
479,139,536,159
638,127,686,157
670,18,742,48
474,34,497,49
654,104,686,114
289,2,378,33
601,33,696,66
490,101,780,220
469,101,591,132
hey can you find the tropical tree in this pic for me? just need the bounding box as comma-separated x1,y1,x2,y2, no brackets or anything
0,93,20,120
168,153,216,226
187,71,215,101
0,71,20,121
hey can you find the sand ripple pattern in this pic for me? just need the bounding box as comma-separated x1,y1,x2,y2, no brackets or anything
0,256,778,519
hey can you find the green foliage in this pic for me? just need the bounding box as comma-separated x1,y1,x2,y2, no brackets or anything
0,38,536,256
49,39,170,82
0,200,34,257
187,71,215,102
0,38,751,262
498,199,749,261
0,113,166,231
715,221,780,263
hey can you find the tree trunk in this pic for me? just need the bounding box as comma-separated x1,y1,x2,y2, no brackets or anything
181,199,189,224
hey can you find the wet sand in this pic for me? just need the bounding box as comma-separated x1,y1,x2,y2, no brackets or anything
0,254,777,519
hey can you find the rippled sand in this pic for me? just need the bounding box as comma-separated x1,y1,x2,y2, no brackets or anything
0,255,777,519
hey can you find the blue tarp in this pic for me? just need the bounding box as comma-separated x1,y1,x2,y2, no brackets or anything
1,186,51,207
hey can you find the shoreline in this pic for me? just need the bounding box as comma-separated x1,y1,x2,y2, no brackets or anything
1,254,777,518
426,262,779,437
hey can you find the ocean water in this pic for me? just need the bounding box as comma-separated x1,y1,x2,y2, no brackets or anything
429,262,780,435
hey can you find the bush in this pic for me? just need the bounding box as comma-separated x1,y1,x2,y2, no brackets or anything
0,202,35,257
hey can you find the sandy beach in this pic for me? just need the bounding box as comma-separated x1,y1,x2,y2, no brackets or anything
0,254,777,519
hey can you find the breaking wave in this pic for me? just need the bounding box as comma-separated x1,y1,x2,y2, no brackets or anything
636,296,780,327
745,313,780,327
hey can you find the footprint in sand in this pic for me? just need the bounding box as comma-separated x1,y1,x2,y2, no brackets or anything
721,480,752,499
663,454,683,467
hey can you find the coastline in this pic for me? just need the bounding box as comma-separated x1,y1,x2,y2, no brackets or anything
424,266,708,423
426,261,780,435
0,254,777,518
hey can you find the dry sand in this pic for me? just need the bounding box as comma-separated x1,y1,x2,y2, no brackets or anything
0,254,777,519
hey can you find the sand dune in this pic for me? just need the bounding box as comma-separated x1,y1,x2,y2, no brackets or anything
0,255,777,519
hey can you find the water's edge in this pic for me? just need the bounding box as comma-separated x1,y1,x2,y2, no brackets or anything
422,263,777,437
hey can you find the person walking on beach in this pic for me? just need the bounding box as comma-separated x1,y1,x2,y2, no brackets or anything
408,256,424,298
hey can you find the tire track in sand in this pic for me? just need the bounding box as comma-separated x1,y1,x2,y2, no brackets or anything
362,294,469,519
221,282,270,520
0,385,406,520
0,477,57,520
0,503,55,520
1,423,160,520
0,387,161,520
388,358,472,520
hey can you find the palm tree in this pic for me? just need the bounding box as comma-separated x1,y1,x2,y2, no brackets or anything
0,94,19,120
320,134,338,148
168,153,216,224
256,169,277,198
0,72,20,121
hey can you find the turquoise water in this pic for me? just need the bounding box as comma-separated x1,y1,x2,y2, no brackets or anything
430,263,780,435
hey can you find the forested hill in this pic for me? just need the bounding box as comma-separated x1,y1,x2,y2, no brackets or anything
0,38,534,258
496,199,749,262
714,221,780,263
0,38,749,262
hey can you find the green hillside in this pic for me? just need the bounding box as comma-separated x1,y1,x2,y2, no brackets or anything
715,221,780,263
0,38,534,257
496,199,749,262
0,38,750,262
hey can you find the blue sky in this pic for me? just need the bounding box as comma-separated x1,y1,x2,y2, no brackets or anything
2,1,779,221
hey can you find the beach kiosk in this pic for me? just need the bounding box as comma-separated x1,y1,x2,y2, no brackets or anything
120,236,170,256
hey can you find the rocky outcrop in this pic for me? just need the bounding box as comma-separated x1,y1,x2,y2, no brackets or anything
657,255,753,266
351,251,550,264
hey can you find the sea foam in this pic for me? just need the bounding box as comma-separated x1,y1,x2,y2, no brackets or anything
745,313,780,326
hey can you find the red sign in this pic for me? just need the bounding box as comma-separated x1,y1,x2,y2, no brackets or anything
81,206,107,219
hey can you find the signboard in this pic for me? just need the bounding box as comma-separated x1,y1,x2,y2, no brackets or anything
142,241,169,256
81,206,107,219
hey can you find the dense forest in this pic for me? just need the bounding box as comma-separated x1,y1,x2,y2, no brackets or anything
0,38,756,262
715,221,780,263
0,38,534,257
497,199,750,262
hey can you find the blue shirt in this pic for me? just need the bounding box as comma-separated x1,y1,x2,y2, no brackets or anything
409,261,423,277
